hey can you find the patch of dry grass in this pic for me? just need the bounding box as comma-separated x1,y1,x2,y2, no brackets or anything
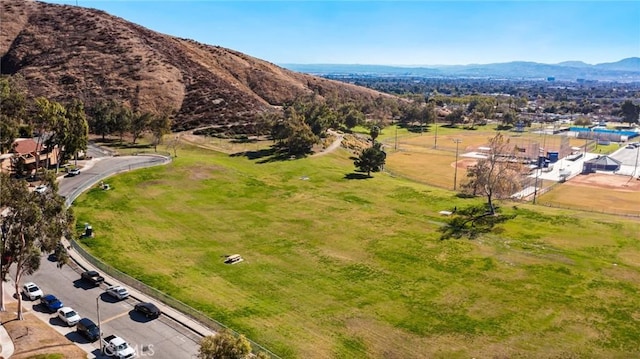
0,303,86,359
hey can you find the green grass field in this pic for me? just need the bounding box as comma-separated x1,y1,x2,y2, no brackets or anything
73,140,640,358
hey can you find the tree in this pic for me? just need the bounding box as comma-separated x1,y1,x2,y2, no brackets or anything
445,108,464,126
439,204,516,240
113,105,132,143
0,76,26,153
370,125,380,144
573,116,592,127
88,100,117,140
274,108,318,157
149,108,174,152
620,100,639,124
33,98,67,171
344,108,364,130
352,142,386,177
62,100,89,164
0,172,73,318
197,329,252,359
460,133,525,214
131,111,153,144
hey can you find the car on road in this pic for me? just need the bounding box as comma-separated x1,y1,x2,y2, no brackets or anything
102,334,137,359
34,184,48,194
40,294,64,313
80,270,105,287
58,307,81,326
67,168,81,176
77,317,100,342
105,285,129,300
134,302,161,319
22,282,43,301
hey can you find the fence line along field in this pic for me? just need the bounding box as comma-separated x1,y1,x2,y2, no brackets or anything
72,139,640,359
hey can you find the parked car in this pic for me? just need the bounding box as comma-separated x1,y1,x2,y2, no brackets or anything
134,302,161,319
77,317,100,342
105,285,129,300
58,307,81,326
102,334,137,359
80,270,105,287
22,282,43,301
34,184,48,194
40,294,64,313
67,168,81,176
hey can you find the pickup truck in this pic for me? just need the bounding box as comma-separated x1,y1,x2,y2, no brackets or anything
102,334,137,359
80,270,105,287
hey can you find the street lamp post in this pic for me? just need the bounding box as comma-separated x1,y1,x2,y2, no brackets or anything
97,296,103,354
453,139,462,191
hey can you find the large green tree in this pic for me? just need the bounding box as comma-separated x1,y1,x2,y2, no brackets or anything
131,111,153,144
62,100,89,164
0,76,26,153
88,100,117,140
353,142,386,176
0,172,73,318
620,100,639,124
33,97,67,171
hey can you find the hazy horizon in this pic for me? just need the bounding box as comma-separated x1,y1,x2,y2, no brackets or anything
45,1,640,66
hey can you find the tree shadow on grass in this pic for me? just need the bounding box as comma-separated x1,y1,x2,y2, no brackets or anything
230,147,299,163
344,173,372,180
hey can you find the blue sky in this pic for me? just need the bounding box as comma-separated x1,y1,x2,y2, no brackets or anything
47,1,639,66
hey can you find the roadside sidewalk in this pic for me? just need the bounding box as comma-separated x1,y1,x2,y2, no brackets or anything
61,237,215,340
0,281,16,359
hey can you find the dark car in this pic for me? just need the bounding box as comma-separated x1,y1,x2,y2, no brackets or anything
134,302,161,319
80,270,105,286
40,294,64,313
76,318,100,342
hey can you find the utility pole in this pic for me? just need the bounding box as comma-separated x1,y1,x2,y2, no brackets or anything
395,123,398,151
434,119,438,149
97,296,103,354
453,139,462,191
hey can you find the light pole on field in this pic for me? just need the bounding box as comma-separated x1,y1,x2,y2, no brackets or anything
453,139,462,191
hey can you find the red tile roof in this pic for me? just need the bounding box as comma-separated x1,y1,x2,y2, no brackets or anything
12,139,43,155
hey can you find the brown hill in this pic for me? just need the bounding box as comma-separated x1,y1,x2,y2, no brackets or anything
0,0,392,131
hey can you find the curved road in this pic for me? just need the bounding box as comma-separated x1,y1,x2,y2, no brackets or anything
21,148,203,359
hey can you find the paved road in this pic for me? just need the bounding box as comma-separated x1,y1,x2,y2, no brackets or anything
22,256,199,359
20,150,202,359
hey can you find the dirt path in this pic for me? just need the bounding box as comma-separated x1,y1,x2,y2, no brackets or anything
312,129,344,157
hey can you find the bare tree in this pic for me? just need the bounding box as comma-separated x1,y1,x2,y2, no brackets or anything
461,132,526,214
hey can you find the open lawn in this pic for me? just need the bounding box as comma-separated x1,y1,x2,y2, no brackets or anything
71,140,640,358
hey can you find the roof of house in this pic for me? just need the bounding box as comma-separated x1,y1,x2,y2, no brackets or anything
12,138,43,155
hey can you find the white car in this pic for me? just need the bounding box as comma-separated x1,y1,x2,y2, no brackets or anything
22,282,43,301
34,184,48,194
57,307,81,326
105,285,130,300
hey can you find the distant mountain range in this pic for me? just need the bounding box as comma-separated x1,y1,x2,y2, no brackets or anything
282,57,640,82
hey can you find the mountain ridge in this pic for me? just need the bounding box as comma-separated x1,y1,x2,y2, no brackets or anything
282,57,640,81
0,0,391,131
